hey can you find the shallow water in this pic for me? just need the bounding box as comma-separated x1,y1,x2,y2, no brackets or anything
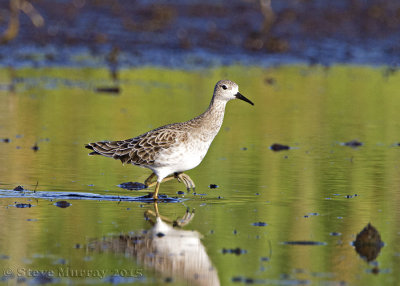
1,65,400,285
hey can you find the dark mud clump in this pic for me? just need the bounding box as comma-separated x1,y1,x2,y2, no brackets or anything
353,223,384,262
54,200,71,208
95,87,120,94
270,143,290,151
282,241,326,246
118,182,147,190
13,185,24,192
343,140,363,148
15,203,32,208
252,222,267,226
31,143,39,152
222,247,247,255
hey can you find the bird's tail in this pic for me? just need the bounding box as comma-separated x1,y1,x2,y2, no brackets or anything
85,141,131,164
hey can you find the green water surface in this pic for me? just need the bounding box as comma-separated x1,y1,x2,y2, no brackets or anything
0,65,400,285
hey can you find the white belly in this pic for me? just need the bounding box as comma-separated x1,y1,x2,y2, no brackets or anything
152,139,211,178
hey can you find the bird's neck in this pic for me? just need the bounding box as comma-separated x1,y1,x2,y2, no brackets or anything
195,97,227,135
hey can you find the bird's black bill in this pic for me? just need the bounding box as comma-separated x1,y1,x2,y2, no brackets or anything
235,92,254,105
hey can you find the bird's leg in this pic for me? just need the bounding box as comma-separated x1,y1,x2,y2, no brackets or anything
144,172,156,187
152,181,161,200
175,172,196,191
146,174,175,187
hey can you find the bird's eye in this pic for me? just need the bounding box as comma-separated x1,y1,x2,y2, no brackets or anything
221,85,227,90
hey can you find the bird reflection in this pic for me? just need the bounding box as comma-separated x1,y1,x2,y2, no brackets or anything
89,202,220,286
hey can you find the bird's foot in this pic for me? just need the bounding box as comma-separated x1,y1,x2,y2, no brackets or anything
173,207,195,227
174,172,196,192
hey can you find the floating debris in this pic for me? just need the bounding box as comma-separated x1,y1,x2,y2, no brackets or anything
282,241,327,246
118,182,147,190
177,190,184,195
95,87,120,94
209,184,219,189
222,247,247,255
270,143,290,151
54,201,71,208
353,223,384,262
342,140,363,148
252,222,268,226
1,138,10,143
13,185,24,192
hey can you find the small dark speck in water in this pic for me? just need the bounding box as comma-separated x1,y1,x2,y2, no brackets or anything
218,196,222,199
95,86,120,94
0,254,10,259
252,222,267,226
233,229,237,234
308,212,319,216
209,184,219,189
255,193,260,195
222,247,247,255
33,272,54,285
241,147,248,151
15,203,32,208
210,230,214,234
260,257,270,262
54,201,71,208
75,244,81,249
31,143,39,152
270,143,290,151
165,277,173,283
264,77,276,85
343,140,363,147
346,194,357,198
330,232,342,236
13,185,24,191
283,241,327,246
2,138,10,143
177,191,184,195
245,278,255,284
156,232,165,238
118,182,147,190
232,276,243,282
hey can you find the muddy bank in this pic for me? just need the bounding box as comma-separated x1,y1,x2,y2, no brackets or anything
1,0,400,68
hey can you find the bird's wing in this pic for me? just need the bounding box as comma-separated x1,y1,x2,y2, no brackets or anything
85,126,187,165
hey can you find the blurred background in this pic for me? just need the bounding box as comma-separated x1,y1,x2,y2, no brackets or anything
1,0,400,68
